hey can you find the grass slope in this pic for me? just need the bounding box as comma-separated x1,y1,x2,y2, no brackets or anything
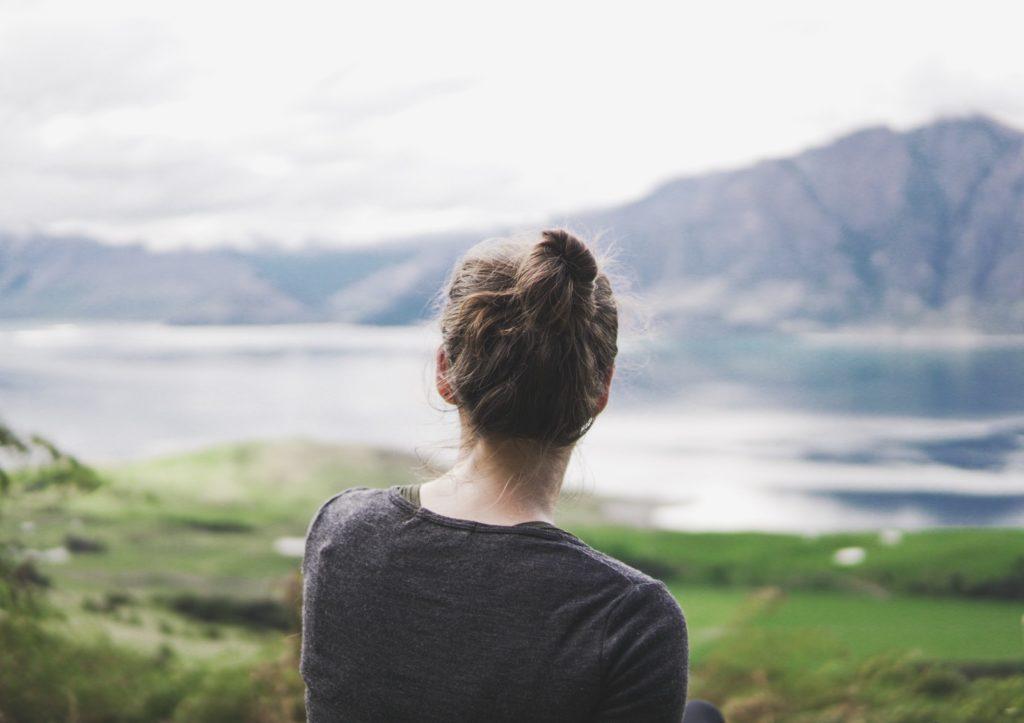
2,439,1022,722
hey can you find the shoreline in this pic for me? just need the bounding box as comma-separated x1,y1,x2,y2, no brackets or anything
95,437,1024,534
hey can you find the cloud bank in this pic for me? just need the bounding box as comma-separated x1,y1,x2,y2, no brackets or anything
2,0,1023,249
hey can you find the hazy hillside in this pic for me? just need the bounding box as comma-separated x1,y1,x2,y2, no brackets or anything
2,116,1022,331
577,115,1024,331
0,235,309,324
0,233,468,325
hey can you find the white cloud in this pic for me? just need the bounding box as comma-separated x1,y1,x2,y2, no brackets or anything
2,0,1023,249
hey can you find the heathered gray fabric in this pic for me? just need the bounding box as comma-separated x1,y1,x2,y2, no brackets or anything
301,486,689,722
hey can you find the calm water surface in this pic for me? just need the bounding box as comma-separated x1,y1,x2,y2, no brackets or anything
1,322,1022,532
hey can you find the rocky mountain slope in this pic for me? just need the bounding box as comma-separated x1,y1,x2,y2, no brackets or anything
1,116,1021,330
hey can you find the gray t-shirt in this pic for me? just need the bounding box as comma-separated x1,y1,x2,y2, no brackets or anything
301,485,689,722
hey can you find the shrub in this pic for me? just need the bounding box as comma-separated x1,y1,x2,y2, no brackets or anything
0,617,191,722
64,534,107,554
161,593,292,631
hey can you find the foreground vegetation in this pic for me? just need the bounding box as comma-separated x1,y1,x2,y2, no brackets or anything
1,438,1022,721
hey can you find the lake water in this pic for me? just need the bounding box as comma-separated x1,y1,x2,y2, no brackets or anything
2,321,1022,532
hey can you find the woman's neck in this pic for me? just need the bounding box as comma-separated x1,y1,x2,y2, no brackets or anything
419,435,572,526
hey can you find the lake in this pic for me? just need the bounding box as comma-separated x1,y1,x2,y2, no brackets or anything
2,321,1022,532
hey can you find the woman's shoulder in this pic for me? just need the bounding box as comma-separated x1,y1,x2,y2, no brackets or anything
301,487,397,573
560,535,675,593
596,577,689,718
553,536,687,635
564,538,687,629
304,487,389,543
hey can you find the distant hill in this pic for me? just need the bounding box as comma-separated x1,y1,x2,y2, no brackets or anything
2,115,1022,330
0,232,471,325
576,115,1024,331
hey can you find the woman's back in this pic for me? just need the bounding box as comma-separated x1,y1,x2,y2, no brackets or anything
301,486,689,722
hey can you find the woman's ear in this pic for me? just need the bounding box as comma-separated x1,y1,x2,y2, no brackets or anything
436,346,458,405
594,363,615,415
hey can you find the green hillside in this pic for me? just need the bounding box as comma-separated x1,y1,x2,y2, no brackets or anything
2,440,1021,721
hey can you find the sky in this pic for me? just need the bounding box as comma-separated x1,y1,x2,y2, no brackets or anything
2,0,1024,250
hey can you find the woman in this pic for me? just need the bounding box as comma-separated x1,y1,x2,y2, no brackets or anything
301,230,723,722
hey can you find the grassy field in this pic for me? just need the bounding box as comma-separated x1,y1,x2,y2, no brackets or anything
2,439,1022,721
669,582,1024,663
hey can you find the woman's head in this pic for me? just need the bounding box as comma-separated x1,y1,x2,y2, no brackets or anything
436,229,618,449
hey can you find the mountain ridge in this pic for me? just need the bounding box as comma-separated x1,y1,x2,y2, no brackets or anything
2,115,1022,331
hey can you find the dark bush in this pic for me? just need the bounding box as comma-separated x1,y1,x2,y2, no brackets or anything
161,593,292,631
173,516,254,533
105,590,134,608
13,560,50,589
962,557,1024,600
83,590,134,614
913,667,967,697
64,533,108,554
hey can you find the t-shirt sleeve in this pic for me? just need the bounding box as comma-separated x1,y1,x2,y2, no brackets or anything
300,487,363,700
594,581,689,722
301,487,361,579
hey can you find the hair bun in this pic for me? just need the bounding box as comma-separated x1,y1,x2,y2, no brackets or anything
538,229,598,286
514,229,601,329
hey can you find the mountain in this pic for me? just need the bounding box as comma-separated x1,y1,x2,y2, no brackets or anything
0,233,469,325
0,235,305,324
1,115,1022,330
575,114,1024,331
